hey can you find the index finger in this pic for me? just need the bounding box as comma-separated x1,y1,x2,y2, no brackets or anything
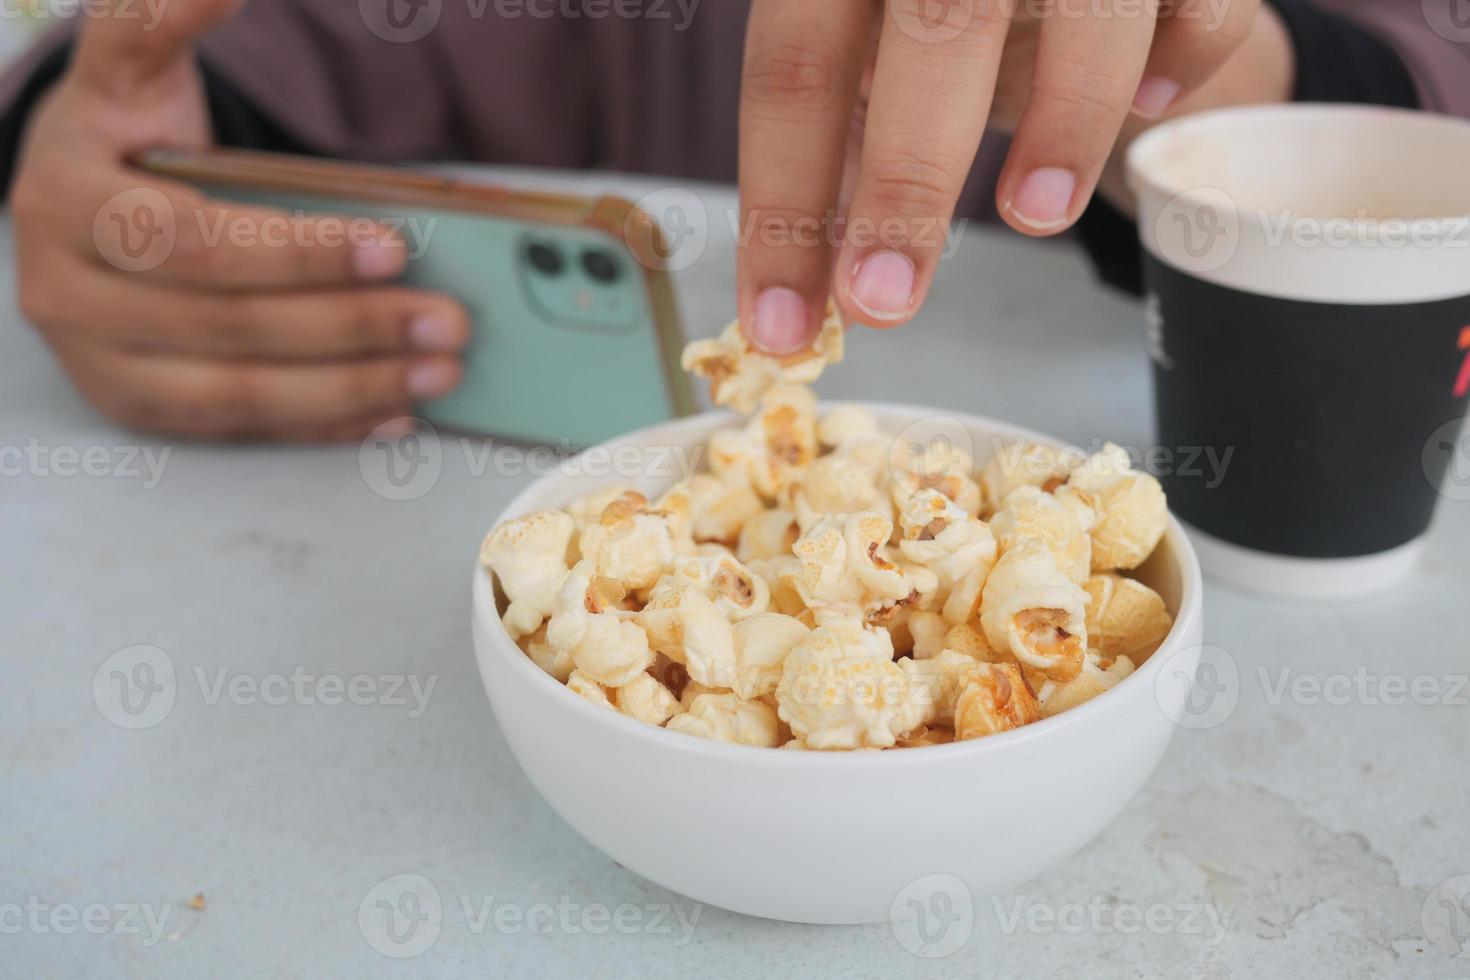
737,0,872,354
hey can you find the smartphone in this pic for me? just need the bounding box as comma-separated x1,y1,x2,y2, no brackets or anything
136,147,695,447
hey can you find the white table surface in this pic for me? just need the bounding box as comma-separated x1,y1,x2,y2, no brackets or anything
3,169,1468,979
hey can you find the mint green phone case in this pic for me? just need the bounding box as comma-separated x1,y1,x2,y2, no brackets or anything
157,162,692,448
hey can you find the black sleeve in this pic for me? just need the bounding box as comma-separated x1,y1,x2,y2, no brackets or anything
0,41,321,200
1073,0,1421,297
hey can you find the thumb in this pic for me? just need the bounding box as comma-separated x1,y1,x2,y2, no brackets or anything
72,0,243,95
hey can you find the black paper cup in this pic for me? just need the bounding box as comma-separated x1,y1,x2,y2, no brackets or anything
1127,105,1470,599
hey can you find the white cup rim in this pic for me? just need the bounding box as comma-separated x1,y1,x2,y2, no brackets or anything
1126,103,1470,230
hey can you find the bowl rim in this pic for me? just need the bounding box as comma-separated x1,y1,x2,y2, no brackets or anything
473,402,1204,767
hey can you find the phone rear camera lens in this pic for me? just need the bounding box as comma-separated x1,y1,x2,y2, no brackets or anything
526,242,564,275
581,249,620,283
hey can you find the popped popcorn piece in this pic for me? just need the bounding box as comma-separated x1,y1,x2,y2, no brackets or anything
678,679,722,709
681,303,844,414
775,621,925,749
732,612,811,700
520,625,574,683
1036,653,1136,718
667,692,782,747
576,490,679,591
617,671,682,726
481,509,575,641
566,669,616,710
897,489,999,601
677,474,766,547
736,508,800,563
942,622,996,662
747,555,807,618
1066,444,1168,571
990,485,1092,584
790,512,931,623
899,651,982,729
637,587,738,688
907,609,951,661
565,483,635,534
980,538,1088,683
888,439,983,517
709,385,820,500
654,553,771,622
954,662,1041,740
785,454,888,527
817,404,887,470
545,561,654,687
979,441,1077,515
1082,574,1173,664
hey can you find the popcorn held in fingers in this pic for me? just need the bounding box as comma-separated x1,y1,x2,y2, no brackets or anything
480,509,575,641
1082,574,1173,664
546,561,653,687
954,662,1042,740
1065,443,1168,572
482,315,1180,749
667,692,782,747
989,485,1092,584
980,537,1089,684
682,302,844,414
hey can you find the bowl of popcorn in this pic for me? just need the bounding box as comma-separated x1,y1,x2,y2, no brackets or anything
472,307,1204,924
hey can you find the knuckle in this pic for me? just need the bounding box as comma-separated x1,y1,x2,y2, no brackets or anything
1030,75,1130,119
744,42,848,119
17,275,63,327
863,147,961,219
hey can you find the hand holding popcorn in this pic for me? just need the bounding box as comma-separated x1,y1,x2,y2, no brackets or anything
682,303,844,414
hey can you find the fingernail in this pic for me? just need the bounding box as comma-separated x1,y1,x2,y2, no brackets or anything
750,287,812,355
409,313,464,351
354,241,406,281
1008,168,1076,230
848,250,915,322
1132,76,1181,119
406,360,459,398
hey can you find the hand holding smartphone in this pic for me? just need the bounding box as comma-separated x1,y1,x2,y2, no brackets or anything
138,148,694,446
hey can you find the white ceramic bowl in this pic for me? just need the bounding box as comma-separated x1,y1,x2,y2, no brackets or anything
472,404,1204,924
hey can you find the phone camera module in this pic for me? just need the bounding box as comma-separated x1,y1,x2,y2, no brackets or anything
580,248,621,283
525,241,564,275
